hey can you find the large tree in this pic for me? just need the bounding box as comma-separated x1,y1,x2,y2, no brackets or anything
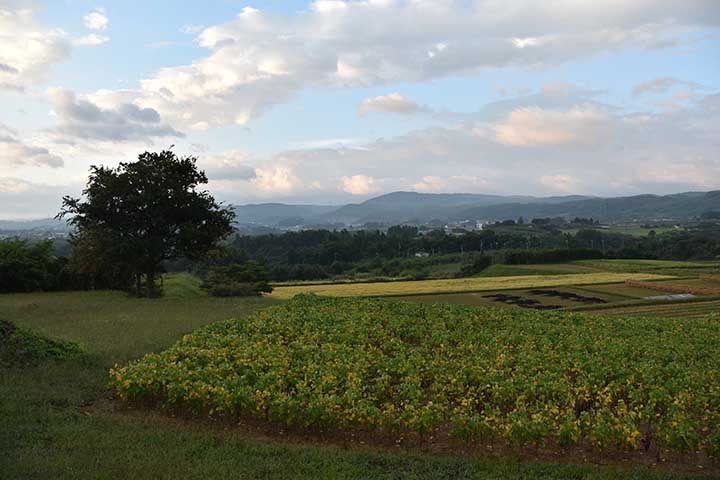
59,150,235,297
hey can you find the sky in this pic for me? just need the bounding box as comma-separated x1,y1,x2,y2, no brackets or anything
0,0,719,219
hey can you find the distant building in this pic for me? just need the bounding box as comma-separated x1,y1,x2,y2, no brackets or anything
414,251,430,258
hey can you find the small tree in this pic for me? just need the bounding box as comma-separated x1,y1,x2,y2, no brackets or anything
59,150,235,297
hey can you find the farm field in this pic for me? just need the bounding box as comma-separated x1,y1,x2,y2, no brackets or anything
575,282,685,299
574,259,717,273
582,299,720,319
394,286,621,310
267,272,673,299
112,295,720,472
5,289,713,479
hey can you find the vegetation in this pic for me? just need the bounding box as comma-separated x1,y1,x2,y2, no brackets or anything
503,248,604,265
267,272,672,299
457,255,492,277
623,280,720,296
112,295,720,459
575,259,716,272
4,289,705,479
59,150,235,297
0,319,85,366
202,261,273,297
192,223,720,283
582,300,720,319
0,240,72,293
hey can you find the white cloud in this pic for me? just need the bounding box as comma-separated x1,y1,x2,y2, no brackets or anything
0,7,71,91
46,88,184,143
212,87,719,201
73,34,109,46
493,105,614,147
0,177,80,219
632,76,707,96
197,150,256,181
0,122,63,168
632,76,681,96
340,174,378,195
539,174,582,193
84,8,108,31
414,175,491,193
79,0,720,128
0,178,31,194
252,165,301,195
358,93,426,116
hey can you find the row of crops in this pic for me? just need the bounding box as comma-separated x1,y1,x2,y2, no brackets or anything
111,295,720,457
590,300,720,319
267,272,672,299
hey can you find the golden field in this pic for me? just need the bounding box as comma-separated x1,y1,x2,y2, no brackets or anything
267,272,673,299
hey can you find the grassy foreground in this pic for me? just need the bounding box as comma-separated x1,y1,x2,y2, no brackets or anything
0,287,715,479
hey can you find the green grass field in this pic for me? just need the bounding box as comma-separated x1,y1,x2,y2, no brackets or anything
2,283,716,478
478,263,599,277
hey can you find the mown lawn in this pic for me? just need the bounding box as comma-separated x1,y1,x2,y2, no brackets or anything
0,287,715,479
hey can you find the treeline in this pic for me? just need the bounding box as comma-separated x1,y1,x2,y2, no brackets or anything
199,223,720,281
0,239,122,293
7,222,720,292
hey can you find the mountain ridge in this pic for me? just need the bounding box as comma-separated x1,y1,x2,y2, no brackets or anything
231,190,719,226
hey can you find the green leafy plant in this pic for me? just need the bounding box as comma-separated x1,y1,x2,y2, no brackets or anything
111,295,720,457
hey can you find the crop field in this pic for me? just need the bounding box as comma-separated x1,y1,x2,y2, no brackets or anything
267,272,673,299
573,283,672,299
574,259,717,273
583,300,720,319
112,295,720,462
394,287,620,310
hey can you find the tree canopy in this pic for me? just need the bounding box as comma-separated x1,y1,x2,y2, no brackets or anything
59,150,235,296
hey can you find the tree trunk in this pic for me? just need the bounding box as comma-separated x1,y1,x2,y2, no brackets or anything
135,273,142,297
146,268,155,298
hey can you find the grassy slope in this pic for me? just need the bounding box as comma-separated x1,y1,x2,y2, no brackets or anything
0,279,712,479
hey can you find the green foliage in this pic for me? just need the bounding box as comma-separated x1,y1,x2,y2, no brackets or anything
203,261,273,297
1,290,713,478
503,248,604,265
162,272,206,298
112,295,720,457
0,319,85,366
59,150,235,297
0,239,70,293
458,255,492,277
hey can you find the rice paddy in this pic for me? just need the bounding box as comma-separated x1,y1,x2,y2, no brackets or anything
267,272,674,299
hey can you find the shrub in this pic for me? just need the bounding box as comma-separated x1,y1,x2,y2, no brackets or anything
202,261,273,297
458,255,492,277
0,319,85,366
0,239,71,293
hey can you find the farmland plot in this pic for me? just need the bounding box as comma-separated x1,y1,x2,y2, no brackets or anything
112,295,720,458
268,273,673,299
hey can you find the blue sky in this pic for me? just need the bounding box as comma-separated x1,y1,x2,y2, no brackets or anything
0,0,719,218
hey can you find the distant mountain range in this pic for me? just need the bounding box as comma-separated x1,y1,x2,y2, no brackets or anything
234,191,720,226
3,191,718,233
